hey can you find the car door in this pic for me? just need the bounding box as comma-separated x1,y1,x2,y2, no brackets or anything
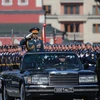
96,53,100,97
2,70,12,90
9,69,22,94
96,53,100,83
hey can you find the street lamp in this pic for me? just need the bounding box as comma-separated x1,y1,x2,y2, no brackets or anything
73,23,76,42
53,29,56,44
11,29,14,45
42,23,46,44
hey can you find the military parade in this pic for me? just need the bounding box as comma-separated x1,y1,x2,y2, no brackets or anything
0,0,100,100
0,25,99,100
0,41,99,72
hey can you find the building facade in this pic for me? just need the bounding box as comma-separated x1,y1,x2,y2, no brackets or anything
0,0,45,45
43,0,100,44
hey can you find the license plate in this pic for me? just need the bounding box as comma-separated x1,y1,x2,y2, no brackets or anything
54,87,74,93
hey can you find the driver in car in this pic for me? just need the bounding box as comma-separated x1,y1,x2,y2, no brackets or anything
54,55,68,70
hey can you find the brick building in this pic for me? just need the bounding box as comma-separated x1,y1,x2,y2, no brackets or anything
0,0,63,45
0,0,45,45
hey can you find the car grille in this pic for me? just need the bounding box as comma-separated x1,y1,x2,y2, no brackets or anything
49,73,78,86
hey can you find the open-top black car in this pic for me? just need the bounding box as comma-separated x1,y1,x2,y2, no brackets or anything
95,52,100,99
1,52,99,100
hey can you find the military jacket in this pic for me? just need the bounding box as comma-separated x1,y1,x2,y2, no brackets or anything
26,38,44,52
20,38,44,52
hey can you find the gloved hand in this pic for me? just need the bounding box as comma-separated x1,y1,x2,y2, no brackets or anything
25,33,33,40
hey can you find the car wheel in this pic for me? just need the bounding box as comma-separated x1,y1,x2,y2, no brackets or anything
2,85,15,100
84,96,95,100
20,84,28,100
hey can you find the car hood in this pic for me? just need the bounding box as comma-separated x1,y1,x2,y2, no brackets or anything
25,68,95,75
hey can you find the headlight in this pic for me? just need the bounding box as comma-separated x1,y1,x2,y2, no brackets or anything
79,75,98,83
32,76,49,84
24,76,49,84
24,76,32,84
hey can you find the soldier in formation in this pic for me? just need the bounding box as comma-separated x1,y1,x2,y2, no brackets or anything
0,45,22,72
44,42,100,71
0,41,100,72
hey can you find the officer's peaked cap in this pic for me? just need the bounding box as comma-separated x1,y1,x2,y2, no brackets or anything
29,27,40,32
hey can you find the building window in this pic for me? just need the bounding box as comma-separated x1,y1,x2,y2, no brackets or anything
70,24,74,32
93,6,100,15
5,0,10,3
36,0,42,7
76,6,79,14
98,6,100,14
2,0,13,6
43,5,51,15
21,0,25,3
64,6,68,14
64,23,80,32
18,0,28,6
39,15,45,23
93,6,96,15
93,24,96,33
93,24,100,33
64,5,79,14
70,5,73,14
76,24,79,32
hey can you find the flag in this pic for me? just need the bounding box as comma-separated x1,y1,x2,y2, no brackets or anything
42,24,46,43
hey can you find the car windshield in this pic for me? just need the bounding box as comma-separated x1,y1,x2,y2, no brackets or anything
22,53,82,70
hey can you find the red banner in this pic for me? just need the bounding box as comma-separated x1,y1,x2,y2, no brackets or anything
42,24,46,44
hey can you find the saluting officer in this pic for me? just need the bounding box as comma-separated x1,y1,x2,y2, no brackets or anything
20,27,44,52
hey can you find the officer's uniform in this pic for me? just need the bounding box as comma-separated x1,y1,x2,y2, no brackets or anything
20,27,44,52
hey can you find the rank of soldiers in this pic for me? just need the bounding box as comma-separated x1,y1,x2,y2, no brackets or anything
0,45,22,72
0,42,99,72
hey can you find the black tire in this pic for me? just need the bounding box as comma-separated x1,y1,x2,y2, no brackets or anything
84,96,95,100
20,83,29,100
2,85,15,100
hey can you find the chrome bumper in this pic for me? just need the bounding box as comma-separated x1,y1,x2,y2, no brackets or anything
25,85,99,93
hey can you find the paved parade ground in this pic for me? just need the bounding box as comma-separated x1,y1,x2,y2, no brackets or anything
0,94,98,100
0,94,92,100
0,94,84,100
0,94,1,100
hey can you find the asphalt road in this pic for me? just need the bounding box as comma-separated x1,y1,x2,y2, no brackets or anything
0,94,98,100
0,94,84,100
0,94,2,100
0,94,87,100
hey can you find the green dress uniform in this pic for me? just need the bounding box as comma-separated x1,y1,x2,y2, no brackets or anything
26,38,44,52
20,27,44,52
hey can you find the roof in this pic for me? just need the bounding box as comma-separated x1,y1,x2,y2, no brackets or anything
0,23,64,37
0,10,44,14
45,24,64,35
